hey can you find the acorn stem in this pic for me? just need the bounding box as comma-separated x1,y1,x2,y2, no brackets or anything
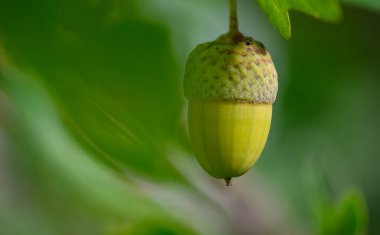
229,0,243,42
224,178,232,186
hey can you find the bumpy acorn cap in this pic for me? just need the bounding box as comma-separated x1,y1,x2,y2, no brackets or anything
184,33,278,103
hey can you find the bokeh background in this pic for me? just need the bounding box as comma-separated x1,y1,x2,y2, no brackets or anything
0,0,379,234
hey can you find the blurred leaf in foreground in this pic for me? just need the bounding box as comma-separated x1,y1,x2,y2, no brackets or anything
0,0,185,181
0,62,200,234
0,63,158,220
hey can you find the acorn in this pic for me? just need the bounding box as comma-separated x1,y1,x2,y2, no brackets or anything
183,0,278,186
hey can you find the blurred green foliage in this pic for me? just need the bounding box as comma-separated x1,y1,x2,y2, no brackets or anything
1,0,380,235
0,0,185,181
303,158,368,235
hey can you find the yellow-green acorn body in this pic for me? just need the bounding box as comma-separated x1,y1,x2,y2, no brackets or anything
184,33,278,185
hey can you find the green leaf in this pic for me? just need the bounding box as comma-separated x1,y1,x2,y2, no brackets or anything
333,189,368,235
0,65,199,234
0,64,160,220
0,0,186,181
302,158,368,235
255,0,343,39
318,188,369,235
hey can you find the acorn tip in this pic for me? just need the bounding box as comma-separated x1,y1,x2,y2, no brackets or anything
224,178,232,186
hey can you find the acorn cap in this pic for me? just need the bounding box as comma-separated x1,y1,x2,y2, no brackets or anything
184,33,278,104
